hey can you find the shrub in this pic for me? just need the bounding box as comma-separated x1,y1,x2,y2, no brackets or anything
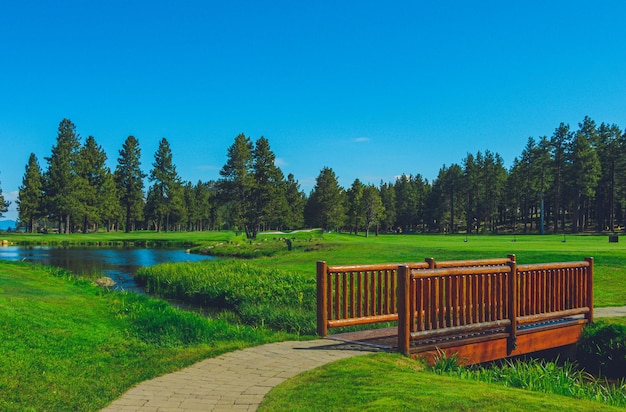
577,320,626,379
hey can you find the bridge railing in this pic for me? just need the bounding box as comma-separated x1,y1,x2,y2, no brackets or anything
397,258,594,356
516,259,594,325
316,256,515,337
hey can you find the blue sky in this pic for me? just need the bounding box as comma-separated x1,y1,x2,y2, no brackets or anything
1,1,626,221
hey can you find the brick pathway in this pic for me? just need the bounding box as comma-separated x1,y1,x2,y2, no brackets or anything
103,306,625,411
102,339,377,411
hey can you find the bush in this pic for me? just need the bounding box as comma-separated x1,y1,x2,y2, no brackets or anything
577,320,626,379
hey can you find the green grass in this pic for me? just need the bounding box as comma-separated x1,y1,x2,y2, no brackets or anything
135,259,317,334
3,230,626,409
259,353,624,411
252,232,626,307
0,229,236,245
0,260,292,411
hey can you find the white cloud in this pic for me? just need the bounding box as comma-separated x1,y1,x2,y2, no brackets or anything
6,190,18,201
353,137,370,143
275,157,287,167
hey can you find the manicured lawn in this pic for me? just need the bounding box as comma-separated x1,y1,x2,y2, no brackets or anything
257,232,626,307
259,353,625,411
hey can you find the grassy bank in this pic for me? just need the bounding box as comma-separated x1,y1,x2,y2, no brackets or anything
259,353,626,411
0,261,292,410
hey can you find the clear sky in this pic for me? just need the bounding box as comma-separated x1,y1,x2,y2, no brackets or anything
1,1,626,221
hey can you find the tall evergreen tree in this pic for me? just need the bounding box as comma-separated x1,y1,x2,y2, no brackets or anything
148,138,181,232
430,164,464,233
283,173,306,229
219,133,254,237
481,150,507,232
549,123,572,233
379,181,396,232
346,179,364,235
44,118,81,233
0,177,9,219
115,136,145,232
100,171,121,231
75,136,108,232
395,174,418,233
17,153,43,232
249,136,286,237
568,120,601,233
361,184,384,237
304,167,345,231
595,123,623,231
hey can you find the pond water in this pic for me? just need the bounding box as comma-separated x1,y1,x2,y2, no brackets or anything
0,245,215,293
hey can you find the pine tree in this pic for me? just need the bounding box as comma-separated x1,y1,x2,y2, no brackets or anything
115,136,146,232
0,177,9,219
568,119,601,233
248,136,286,237
17,153,43,232
361,184,384,237
100,171,121,231
549,123,572,233
346,179,364,235
304,167,345,231
219,133,254,237
379,181,396,232
75,136,108,232
284,173,305,229
44,118,81,233
148,138,181,232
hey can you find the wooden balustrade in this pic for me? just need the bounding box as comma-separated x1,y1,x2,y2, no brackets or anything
317,256,593,364
317,256,515,337
397,258,593,357
316,261,429,336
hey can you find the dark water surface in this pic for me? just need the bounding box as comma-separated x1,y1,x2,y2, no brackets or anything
0,245,215,292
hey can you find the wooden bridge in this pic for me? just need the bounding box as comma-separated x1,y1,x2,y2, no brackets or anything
317,255,593,365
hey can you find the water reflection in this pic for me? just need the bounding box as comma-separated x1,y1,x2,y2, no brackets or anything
0,245,215,292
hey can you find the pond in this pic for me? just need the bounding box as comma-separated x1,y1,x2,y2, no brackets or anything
0,245,216,293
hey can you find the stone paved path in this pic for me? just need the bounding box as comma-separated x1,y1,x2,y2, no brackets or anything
103,306,626,411
102,339,378,412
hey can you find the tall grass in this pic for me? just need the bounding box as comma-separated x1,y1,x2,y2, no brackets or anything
429,353,626,408
135,260,317,334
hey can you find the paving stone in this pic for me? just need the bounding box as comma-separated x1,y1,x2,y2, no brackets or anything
102,339,372,411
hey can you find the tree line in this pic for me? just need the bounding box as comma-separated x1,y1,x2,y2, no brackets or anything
6,116,626,237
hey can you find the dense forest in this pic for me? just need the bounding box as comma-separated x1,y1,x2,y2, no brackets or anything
3,116,625,238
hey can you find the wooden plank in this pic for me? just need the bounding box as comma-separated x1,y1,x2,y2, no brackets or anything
510,323,585,356
316,261,328,337
328,314,399,328
397,265,411,356
586,257,594,322
411,319,511,340
414,336,510,365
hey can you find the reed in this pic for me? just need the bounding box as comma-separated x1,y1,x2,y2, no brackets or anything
135,260,317,334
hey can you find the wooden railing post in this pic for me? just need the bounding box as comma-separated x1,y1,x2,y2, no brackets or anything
397,265,411,356
425,257,435,269
507,259,517,353
317,261,329,337
586,257,594,323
